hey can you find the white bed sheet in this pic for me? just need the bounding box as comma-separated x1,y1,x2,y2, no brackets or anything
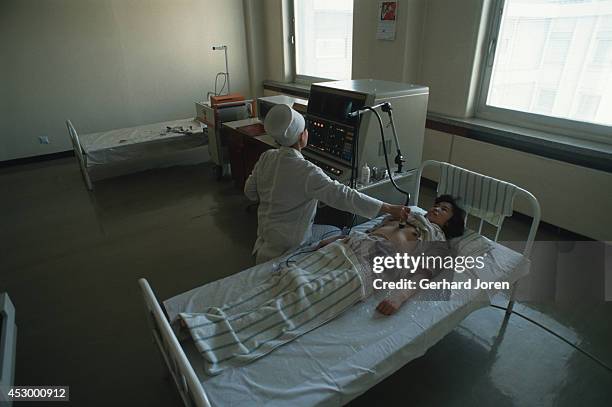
164,221,529,407
79,118,206,166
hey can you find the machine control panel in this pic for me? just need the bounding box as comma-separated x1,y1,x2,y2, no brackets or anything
304,154,344,178
305,84,366,169
305,119,354,164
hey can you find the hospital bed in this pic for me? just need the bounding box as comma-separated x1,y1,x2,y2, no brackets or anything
0,293,16,406
138,160,541,407
66,118,207,190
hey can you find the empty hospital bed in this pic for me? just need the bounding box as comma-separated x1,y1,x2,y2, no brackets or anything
66,118,208,190
139,160,541,407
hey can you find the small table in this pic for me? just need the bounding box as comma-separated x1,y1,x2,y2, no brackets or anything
222,118,275,189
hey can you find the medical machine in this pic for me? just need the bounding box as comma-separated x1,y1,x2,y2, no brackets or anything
305,79,428,186
257,95,308,122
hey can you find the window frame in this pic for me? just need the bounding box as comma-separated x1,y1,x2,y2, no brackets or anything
476,0,612,145
289,0,353,84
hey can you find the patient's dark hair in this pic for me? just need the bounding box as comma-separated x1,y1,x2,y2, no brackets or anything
435,195,465,239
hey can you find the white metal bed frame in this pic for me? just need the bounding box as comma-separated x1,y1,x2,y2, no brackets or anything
0,293,17,407
138,160,541,407
66,119,208,191
66,120,94,191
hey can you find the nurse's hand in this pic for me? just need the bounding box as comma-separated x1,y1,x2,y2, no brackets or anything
381,203,410,221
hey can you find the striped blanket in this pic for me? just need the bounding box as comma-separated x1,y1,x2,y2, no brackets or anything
179,241,366,375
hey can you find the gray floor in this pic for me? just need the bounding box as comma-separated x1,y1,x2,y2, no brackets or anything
1,159,611,406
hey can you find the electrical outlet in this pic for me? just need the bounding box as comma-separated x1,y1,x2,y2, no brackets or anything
38,136,50,144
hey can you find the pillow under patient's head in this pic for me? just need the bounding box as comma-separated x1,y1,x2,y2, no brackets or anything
448,230,493,257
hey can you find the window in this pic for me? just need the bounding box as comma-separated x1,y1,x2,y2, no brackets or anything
292,0,353,81
478,0,612,141
533,88,558,114
574,93,602,120
592,36,612,65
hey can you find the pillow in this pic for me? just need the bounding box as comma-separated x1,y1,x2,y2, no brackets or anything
448,229,494,257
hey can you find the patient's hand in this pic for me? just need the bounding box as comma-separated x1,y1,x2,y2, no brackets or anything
375,298,402,316
381,204,410,222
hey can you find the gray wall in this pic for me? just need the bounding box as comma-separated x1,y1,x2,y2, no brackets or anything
352,0,427,83
418,0,489,117
0,0,251,161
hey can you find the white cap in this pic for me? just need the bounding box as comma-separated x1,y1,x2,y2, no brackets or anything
264,104,306,147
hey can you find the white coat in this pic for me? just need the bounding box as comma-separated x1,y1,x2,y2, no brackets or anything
244,146,383,263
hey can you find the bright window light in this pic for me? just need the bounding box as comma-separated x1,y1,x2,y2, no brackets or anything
294,0,353,80
486,0,612,127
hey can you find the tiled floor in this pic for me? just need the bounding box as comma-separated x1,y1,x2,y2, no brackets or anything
1,159,610,406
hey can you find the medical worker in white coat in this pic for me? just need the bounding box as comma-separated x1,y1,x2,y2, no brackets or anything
245,104,409,264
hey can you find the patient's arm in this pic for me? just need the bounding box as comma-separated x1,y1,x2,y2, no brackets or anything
375,271,429,316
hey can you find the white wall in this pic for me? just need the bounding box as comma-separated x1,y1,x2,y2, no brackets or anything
243,0,268,98
261,0,292,83
422,130,612,241
418,0,489,117
0,0,251,161
352,0,427,82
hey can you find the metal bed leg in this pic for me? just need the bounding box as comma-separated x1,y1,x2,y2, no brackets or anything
504,283,518,320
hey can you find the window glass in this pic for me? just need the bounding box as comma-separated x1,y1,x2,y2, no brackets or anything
485,0,612,126
294,0,353,80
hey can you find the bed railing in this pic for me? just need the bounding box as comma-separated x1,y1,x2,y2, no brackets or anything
65,120,93,191
0,293,16,407
411,160,541,314
138,279,211,407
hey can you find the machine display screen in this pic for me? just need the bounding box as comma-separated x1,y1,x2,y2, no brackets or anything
305,86,367,165
307,87,366,126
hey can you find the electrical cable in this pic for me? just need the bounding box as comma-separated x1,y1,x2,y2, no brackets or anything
214,72,227,96
489,304,612,373
365,106,411,205
284,229,346,269
319,228,343,241
346,113,361,232
284,248,317,268
218,73,228,95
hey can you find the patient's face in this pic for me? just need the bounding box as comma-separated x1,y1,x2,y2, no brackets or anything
426,202,453,227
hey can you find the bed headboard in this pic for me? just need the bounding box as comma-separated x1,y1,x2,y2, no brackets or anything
411,160,541,257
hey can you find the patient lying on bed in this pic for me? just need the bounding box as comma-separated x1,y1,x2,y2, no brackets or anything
319,194,465,315
178,195,465,375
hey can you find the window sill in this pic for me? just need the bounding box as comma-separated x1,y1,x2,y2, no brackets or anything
263,80,310,99
426,114,612,174
262,80,612,173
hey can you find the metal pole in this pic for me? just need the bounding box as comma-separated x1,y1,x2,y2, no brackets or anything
224,47,230,94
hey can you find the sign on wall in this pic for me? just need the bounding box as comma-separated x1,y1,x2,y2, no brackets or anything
376,1,397,40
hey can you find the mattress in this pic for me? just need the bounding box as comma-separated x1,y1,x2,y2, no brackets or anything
79,118,206,166
164,218,529,407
